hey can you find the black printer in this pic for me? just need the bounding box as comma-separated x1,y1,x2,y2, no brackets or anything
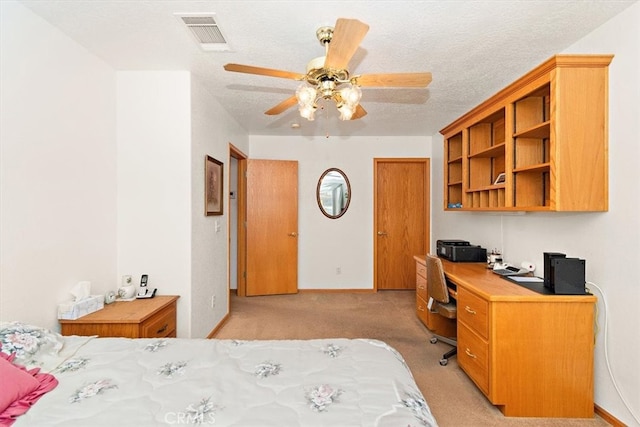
436,240,487,262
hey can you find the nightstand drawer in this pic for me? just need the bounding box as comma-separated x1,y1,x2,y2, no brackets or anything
142,304,176,338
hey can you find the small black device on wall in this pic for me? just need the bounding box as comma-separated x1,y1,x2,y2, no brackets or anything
544,252,586,295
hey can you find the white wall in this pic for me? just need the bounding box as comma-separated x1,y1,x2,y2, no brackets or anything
116,71,192,337
190,78,248,337
565,3,640,424
250,135,431,289
0,2,248,339
0,1,117,330
431,3,640,425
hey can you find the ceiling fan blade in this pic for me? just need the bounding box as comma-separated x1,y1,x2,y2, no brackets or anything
351,104,367,120
265,95,298,116
224,63,305,80
324,18,369,70
356,72,433,88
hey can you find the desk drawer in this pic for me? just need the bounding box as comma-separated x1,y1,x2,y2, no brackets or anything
416,262,427,279
458,323,489,396
141,304,176,338
458,287,489,339
416,295,431,329
416,273,427,300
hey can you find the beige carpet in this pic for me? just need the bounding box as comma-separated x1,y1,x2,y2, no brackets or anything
213,290,610,427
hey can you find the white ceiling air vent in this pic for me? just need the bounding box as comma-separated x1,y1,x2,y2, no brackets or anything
176,14,230,51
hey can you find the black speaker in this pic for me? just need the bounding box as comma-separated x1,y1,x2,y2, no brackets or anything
543,252,566,290
550,257,586,295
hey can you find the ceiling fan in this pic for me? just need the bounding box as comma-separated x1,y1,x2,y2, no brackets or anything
223,18,432,121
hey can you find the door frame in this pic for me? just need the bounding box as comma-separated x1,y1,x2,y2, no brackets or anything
373,157,430,291
229,144,247,297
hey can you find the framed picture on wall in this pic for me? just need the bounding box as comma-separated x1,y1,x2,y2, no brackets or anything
205,155,223,216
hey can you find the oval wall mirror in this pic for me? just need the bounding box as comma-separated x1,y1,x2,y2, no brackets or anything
317,168,351,219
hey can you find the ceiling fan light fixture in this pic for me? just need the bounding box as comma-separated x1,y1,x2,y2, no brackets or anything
295,80,361,121
337,103,355,121
299,103,316,121
296,83,317,106
340,84,362,107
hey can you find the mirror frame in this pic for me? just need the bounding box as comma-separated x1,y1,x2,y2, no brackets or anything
316,168,351,219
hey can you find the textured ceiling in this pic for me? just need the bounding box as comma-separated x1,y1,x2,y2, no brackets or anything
18,0,636,137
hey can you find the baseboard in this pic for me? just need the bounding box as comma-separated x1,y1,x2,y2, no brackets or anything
594,404,626,427
206,312,230,338
298,288,376,293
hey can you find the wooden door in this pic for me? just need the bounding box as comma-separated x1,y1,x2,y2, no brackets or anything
374,159,430,290
246,159,298,296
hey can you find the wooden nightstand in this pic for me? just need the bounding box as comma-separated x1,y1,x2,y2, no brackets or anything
59,295,179,338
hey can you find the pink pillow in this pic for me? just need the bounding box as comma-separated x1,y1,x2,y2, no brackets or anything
0,351,58,426
0,356,39,412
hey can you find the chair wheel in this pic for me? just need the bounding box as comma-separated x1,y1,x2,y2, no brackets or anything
430,337,438,344
439,358,448,366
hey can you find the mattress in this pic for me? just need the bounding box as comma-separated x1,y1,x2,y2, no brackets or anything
12,336,437,426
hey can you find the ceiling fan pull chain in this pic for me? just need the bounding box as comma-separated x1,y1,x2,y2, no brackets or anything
325,104,330,138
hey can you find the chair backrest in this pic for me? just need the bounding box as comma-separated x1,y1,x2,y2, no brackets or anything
426,254,450,304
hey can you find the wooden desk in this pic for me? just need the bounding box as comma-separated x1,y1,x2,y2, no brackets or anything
60,295,179,338
416,256,596,418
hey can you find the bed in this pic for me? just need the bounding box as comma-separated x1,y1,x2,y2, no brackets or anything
1,322,437,426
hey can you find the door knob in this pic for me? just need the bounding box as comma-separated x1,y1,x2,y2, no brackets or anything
288,232,298,237
377,231,387,236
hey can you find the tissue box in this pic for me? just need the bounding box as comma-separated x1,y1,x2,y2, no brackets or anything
57,295,105,320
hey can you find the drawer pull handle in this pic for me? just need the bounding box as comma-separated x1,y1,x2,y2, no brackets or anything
418,305,425,312
157,324,168,334
464,306,476,315
465,348,477,359
418,285,425,290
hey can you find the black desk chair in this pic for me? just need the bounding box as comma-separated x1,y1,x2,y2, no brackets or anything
426,254,457,366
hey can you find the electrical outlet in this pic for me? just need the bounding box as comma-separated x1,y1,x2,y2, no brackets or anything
210,295,216,308
336,267,341,275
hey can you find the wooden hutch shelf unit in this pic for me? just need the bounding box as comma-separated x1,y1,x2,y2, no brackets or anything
441,54,613,211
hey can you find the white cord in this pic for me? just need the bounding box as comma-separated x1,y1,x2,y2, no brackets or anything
587,281,640,425
500,215,504,256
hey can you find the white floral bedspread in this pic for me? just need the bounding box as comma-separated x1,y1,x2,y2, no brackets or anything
14,337,437,426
